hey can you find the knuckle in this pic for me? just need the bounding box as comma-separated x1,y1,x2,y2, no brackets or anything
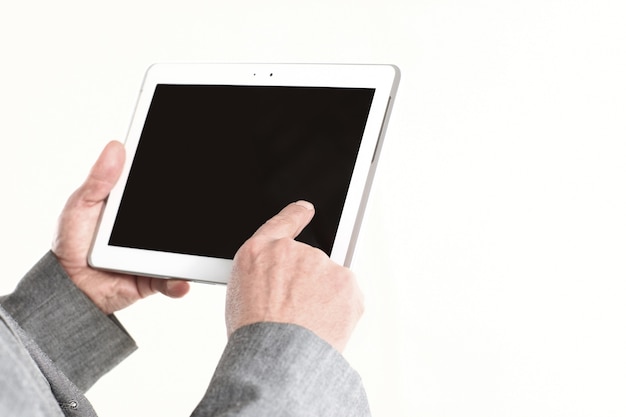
234,236,268,265
236,237,259,257
308,245,330,263
273,236,295,250
236,235,295,266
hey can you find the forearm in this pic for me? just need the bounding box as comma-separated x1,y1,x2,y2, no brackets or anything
192,322,371,417
0,251,136,391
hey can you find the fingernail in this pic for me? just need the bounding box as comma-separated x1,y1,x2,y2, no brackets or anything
294,200,314,210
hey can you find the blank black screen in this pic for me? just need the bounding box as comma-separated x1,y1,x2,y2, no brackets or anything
109,84,375,259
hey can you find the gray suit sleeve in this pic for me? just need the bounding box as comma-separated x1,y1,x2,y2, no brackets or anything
192,322,371,417
0,251,137,392
2,252,370,416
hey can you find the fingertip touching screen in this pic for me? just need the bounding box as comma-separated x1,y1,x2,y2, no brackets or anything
108,84,375,259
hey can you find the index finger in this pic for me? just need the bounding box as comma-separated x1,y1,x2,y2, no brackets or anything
253,200,315,240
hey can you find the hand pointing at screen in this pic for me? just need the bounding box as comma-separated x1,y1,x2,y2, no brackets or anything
226,200,365,352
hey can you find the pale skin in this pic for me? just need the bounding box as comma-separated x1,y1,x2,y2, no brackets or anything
52,140,364,352
52,140,191,314
227,200,364,352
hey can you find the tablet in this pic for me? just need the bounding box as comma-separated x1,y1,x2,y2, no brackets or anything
88,63,400,284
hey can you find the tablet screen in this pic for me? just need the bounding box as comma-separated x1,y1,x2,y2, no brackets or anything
108,84,375,259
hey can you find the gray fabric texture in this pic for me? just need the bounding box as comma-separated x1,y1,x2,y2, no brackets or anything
0,251,134,416
0,251,137,391
192,322,371,417
1,252,371,417
1,305,66,417
0,305,98,417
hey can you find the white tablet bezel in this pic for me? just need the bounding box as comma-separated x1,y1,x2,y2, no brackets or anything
88,63,400,284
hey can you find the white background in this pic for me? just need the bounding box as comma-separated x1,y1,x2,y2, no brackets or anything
1,1,625,416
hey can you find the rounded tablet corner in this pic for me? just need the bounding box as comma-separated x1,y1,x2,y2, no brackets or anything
391,64,401,80
386,64,401,86
372,63,400,79
86,249,100,270
141,63,171,85
145,62,167,73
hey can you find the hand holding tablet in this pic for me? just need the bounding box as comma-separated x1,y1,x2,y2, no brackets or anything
88,63,400,284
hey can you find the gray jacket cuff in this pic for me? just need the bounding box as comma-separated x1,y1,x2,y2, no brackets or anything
193,322,371,417
0,251,137,392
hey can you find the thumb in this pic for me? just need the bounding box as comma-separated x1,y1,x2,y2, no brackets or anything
79,141,126,204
